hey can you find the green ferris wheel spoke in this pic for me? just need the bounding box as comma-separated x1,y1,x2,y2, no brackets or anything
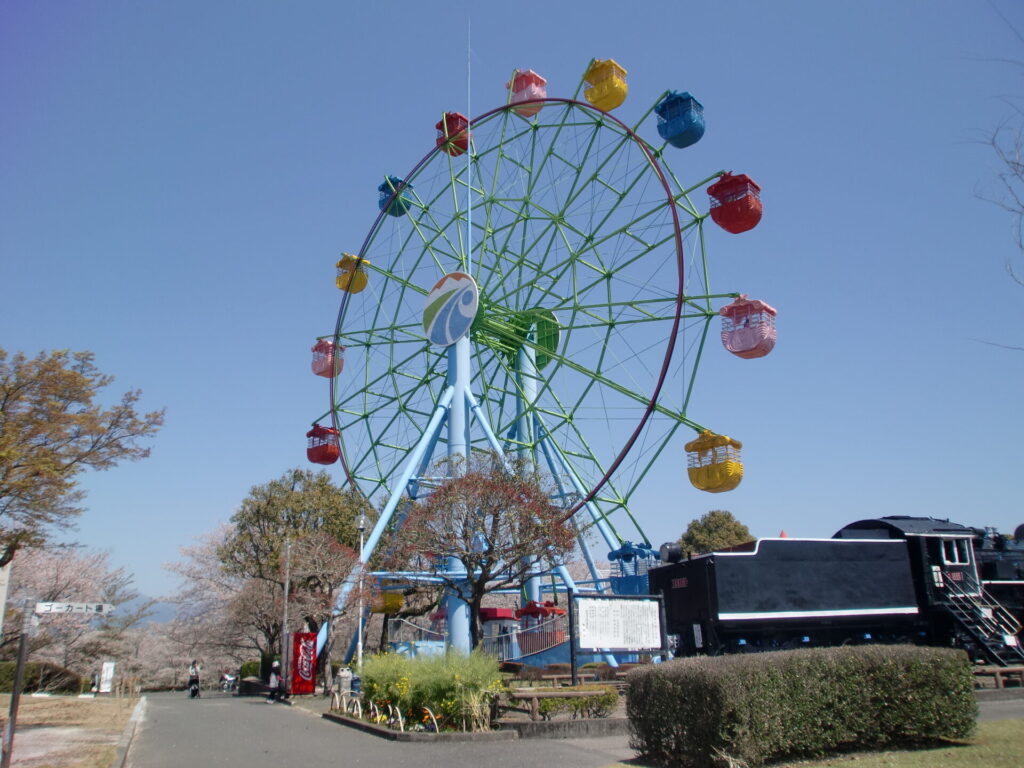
329,92,734,561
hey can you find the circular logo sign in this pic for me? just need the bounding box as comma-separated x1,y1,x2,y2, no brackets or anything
423,272,479,347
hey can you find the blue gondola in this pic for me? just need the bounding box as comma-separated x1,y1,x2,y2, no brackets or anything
654,91,705,149
378,175,414,217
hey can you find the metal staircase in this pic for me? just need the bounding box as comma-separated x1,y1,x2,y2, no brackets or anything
942,574,1024,666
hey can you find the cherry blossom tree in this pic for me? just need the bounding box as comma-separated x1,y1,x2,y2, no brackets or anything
4,546,149,675
385,453,576,648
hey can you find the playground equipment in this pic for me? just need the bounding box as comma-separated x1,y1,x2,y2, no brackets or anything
309,58,775,659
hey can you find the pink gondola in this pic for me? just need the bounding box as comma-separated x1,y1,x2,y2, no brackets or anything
306,424,340,465
719,295,777,359
310,339,345,378
506,69,547,117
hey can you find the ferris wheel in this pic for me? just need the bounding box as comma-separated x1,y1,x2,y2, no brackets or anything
309,60,775,600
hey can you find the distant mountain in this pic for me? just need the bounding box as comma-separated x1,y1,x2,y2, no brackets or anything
119,596,177,624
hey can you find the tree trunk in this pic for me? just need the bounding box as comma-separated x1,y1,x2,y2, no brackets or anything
468,595,483,650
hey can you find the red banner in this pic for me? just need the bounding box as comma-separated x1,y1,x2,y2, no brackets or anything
290,632,317,695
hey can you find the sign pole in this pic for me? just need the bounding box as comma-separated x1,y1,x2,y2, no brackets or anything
282,537,291,695
658,596,670,661
567,588,578,687
1,599,33,768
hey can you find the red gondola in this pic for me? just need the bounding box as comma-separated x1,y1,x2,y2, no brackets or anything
436,112,470,157
306,424,340,465
707,172,762,234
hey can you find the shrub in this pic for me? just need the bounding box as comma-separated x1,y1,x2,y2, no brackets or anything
361,652,414,710
0,661,83,694
536,685,619,721
581,662,629,681
238,660,261,678
626,645,976,767
516,664,545,682
361,650,502,732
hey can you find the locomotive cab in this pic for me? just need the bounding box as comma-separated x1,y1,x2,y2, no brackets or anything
835,517,981,608
835,516,1024,665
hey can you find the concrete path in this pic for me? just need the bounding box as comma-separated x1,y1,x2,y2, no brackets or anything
126,691,1024,768
126,692,638,768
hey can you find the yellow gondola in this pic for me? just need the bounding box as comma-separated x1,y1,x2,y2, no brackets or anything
684,430,743,493
336,253,370,294
584,58,628,112
372,591,403,614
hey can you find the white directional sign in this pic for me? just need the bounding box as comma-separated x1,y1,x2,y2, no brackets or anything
34,602,114,615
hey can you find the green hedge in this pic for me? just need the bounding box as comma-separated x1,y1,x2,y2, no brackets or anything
239,660,261,678
536,685,618,720
626,645,976,767
0,661,84,694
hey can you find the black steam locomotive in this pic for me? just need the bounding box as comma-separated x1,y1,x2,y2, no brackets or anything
648,516,1024,666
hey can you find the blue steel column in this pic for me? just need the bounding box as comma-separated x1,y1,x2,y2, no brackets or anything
517,345,542,612
445,335,472,653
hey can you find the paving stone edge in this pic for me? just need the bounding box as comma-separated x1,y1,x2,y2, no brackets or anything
321,712,519,742
114,696,147,768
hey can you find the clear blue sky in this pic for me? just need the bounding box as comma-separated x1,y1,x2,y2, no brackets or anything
3,1,1023,599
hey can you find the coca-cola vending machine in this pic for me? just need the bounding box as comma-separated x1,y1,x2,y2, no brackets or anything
290,632,317,695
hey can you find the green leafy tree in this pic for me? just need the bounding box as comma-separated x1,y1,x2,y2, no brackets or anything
0,349,164,561
678,510,752,555
218,469,369,583
216,469,371,654
386,453,577,649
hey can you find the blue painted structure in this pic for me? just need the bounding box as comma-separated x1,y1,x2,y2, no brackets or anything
378,175,414,217
654,91,705,149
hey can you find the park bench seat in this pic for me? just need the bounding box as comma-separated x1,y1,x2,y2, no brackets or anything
973,665,1024,689
508,687,608,721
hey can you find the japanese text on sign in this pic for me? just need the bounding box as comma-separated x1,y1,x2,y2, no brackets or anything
575,597,661,651
34,602,114,615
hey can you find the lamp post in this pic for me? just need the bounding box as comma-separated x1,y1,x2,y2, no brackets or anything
281,537,291,693
355,513,369,669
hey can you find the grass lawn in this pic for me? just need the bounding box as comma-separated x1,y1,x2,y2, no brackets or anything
613,719,1024,768
784,719,1024,768
0,694,137,768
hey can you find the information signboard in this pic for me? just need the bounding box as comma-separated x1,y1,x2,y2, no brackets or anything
99,662,115,694
34,602,114,615
573,594,664,652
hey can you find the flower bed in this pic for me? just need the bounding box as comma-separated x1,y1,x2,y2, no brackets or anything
358,650,502,733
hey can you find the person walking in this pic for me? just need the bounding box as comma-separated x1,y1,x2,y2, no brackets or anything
187,660,201,699
265,660,283,703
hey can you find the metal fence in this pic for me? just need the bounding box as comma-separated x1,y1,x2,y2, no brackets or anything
480,614,568,661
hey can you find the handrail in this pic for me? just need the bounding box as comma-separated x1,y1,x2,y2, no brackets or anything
945,574,1022,637
480,614,569,661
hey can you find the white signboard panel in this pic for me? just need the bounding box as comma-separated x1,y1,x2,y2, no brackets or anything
99,661,115,694
35,602,114,615
576,597,662,651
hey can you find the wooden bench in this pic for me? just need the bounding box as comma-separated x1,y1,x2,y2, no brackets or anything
508,687,607,721
973,665,1024,689
540,673,597,687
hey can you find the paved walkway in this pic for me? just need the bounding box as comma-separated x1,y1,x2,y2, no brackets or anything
126,692,639,768
126,690,1024,768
